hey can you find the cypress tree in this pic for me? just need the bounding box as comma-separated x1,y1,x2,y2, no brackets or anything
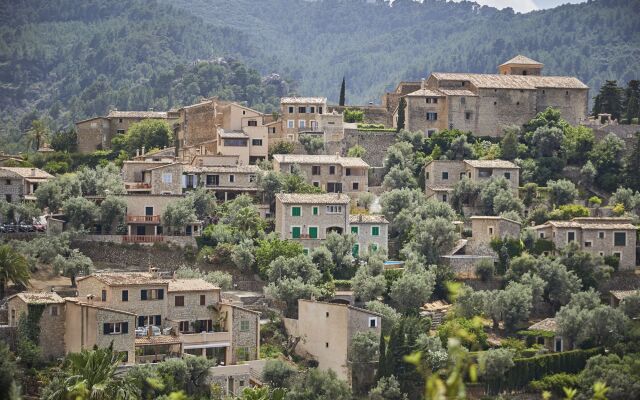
396,97,406,132
623,131,640,191
339,76,346,106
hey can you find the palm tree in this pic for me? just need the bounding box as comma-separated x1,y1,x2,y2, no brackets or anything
0,245,29,299
27,119,49,151
43,346,138,400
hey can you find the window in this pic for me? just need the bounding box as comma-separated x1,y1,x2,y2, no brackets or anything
141,289,164,301
426,112,438,121
555,337,563,352
478,169,492,178
240,320,250,332
371,226,380,236
268,127,276,134
613,252,621,259
249,175,257,183
310,106,315,113
298,120,305,128
326,312,330,318
138,315,162,327
229,175,235,183
247,120,258,127
291,227,301,239
298,107,306,113
460,97,466,105
442,194,448,202
426,97,438,104
312,206,319,216
352,243,359,257
236,347,250,362
50,305,59,316
567,231,575,243
251,139,262,146
325,342,329,348
327,182,342,193
239,380,246,387
196,319,213,332
162,173,172,184
539,232,545,239
243,110,246,115
101,290,107,302
117,129,125,135
175,295,185,307
200,295,206,306
121,290,128,302
312,181,320,187
352,182,359,190
291,206,301,217
369,317,378,328
288,106,294,113
224,139,248,147
319,107,323,114
426,172,430,180
103,322,128,335
494,101,497,105
614,232,626,246
442,171,449,180
4,179,10,185
308,226,318,239
488,227,494,235
504,172,511,180
312,166,321,175
370,243,378,252
465,112,472,120
345,168,352,176
179,321,190,333
351,226,359,235
118,118,123,123
329,166,336,175
585,241,592,247
598,231,605,239
326,205,343,214
287,120,294,128
427,129,436,137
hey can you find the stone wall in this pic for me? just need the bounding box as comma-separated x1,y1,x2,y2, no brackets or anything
328,105,391,126
342,129,396,168
0,326,17,351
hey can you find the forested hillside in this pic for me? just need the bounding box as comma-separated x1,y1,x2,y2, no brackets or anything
169,0,640,104
0,0,288,152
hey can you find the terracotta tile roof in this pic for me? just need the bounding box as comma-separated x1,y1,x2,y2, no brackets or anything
534,219,637,230
276,193,351,205
406,89,446,97
281,97,327,104
580,223,637,230
427,186,455,192
79,273,170,286
65,298,137,315
135,335,183,346
0,167,53,179
168,279,219,292
470,215,522,226
349,214,389,224
610,290,640,300
13,292,64,304
438,89,478,96
219,131,249,139
422,300,452,312
272,154,369,168
528,318,557,332
499,55,544,66
107,110,169,119
464,159,519,169
431,72,588,90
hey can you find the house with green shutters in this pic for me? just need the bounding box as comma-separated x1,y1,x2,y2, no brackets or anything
275,193,388,256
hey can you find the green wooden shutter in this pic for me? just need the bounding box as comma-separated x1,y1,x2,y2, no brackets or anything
352,244,359,257
292,227,301,238
372,226,380,236
309,227,318,239
351,226,358,234
292,207,301,217
313,207,319,215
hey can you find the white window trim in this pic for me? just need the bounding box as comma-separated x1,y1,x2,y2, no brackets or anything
163,173,173,184
287,120,295,128
371,226,380,236
368,317,378,328
298,120,306,128
291,226,302,239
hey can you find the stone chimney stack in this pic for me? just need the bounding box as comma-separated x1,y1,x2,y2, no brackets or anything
30,168,36,176
136,149,140,157
149,266,159,278
421,78,426,89
141,146,146,156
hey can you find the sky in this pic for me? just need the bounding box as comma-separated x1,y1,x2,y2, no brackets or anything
466,0,586,13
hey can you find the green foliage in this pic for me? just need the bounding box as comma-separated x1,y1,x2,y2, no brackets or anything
0,244,30,298
286,368,351,400
475,259,495,282
298,134,324,155
339,76,346,106
578,353,640,400
0,342,20,400
547,179,578,206
365,300,401,336
161,197,197,234
99,195,127,234
53,249,94,287
548,204,590,220
529,373,580,397
347,144,366,158
261,359,295,388
268,141,294,157
390,266,436,314
479,348,515,382
437,317,488,351
343,108,364,123
63,196,99,230
174,266,233,290
368,375,407,400
255,236,304,277
396,98,406,133
620,291,640,319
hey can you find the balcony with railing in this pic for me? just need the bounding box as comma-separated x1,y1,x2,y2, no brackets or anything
123,235,164,243
124,182,152,191
181,331,231,346
126,215,161,224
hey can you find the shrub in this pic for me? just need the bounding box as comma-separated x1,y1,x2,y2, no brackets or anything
530,373,580,396
475,259,495,282
604,255,620,271
344,108,364,123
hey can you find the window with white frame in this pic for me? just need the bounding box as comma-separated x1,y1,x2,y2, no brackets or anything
368,317,378,328
326,205,343,214
162,173,172,184
287,120,294,128
298,120,305,128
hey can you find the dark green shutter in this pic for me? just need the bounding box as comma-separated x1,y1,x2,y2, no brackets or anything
157,289,164,300
122,322,128,334
103,323,110,335
140,290,147,300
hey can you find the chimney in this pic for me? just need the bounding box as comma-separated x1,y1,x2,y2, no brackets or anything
421,78,426,89
31,168,36,176
86,294,94,305
136,149,140,157
149,107,154,112
142,146,146,155
149,266,159,278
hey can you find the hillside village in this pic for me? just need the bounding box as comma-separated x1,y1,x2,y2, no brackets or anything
1,55,640,400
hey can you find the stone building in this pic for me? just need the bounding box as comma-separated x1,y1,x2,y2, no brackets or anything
531,217,637,270
0,167,53,203
467,215,521,253
272,154,369,195
525,318,569,352
398,55,589,137
424,159,519,204
75,271,260,365
7,292,66,360
279,97,327,142
283,299,382,385
348,214,389,257
275,193,387,255
76,111,178,153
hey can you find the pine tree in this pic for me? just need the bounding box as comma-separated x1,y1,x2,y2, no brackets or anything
592,80,623,121
624,80,640,124
339,76,346,106
396,97,406,132
623,132,640,191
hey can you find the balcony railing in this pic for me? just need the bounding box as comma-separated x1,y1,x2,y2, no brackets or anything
127,215,161,223
123,235,164,243
125,182,152,190
181,331,231,345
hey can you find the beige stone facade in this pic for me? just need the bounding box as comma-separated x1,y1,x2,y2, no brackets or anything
424,159,519,204
272,154,369,195
531,218,637,270
400,56,589,137
349,214,389,256
279,97,327,141
467,216,521,253
72,272,260,365
284,299,381,383
0,167,52,203
76,111,178,153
